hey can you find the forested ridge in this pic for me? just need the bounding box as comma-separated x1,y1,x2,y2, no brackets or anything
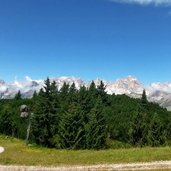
0,78,171,149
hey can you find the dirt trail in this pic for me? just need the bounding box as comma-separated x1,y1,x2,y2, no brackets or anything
1,161,171,171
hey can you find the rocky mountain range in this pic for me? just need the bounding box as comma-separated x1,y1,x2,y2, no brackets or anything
0,76,171,111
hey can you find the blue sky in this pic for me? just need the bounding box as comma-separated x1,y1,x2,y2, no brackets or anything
0,0,171,84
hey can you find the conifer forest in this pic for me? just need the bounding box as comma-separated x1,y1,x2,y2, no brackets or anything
0,78,171,149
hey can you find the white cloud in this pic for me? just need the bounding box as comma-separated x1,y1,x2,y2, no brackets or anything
25,76,33,82
110,0,171,6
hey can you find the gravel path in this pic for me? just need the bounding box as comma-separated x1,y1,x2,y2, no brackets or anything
0,147,4,154
1,161,171,171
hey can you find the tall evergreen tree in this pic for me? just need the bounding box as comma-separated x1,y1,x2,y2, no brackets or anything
58,103,85,149
97,81,106,99
59,82,69,101
15,90,22,100
147,113,166,146
85,97,107,149
129,112,147,147
68,83,78,103
78,85,87,108
32,91,38,99
78,86,88,123
141,89,148,105
0,108,15,136
89,81,97,96
59,82,70,112
85,81,98,113
32,78,58,147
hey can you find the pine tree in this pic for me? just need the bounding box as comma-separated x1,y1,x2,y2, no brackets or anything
97,81,110,106
141,89,148,105
59,82,69,101
85,97,107,149
147,113,166,146
97,81,106,96
78,86,87,108
58,103,85,149
68,83,78,103
33,91,38,99
32,78,58,147
129,112,147,147
59,82,70,112
85,81,98,113
15,90,22,100
78,86,88,123
89,81,97,96
0,108,15,136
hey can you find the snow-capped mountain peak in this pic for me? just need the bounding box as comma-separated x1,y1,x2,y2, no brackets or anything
106,76,144,96
0,75,171,111
0,80,5,85
0,80,7,92
52,76,84,89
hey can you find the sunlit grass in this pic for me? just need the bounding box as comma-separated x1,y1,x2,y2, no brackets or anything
1,134,171,166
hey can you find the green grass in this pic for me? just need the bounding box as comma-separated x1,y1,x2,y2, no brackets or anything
1,134,171,166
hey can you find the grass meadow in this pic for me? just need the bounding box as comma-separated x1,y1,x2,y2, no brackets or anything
1,135,171,167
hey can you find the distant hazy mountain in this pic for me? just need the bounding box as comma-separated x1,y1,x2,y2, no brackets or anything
0,76,171,111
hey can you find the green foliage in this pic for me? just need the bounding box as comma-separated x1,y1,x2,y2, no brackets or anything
106,139,131,149
0,80,171,149
147,113,166,146
14,90,22,100
32,78,58,147
85,98,107,149
97,81,110,106
58,103,85,149
0,99,32,139
129,112,147,147
141,89,148,106
0,107,15,136
105,94,138,142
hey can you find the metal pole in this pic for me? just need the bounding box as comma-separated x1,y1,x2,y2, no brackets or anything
25,113,33,145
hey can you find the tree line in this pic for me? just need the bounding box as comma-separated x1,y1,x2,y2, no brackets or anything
0,78,171,149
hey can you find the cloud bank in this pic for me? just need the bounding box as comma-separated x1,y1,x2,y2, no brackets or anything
110,0,171,6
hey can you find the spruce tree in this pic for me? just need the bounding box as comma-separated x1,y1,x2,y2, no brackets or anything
59,82,70,112
78,86,88,123
147,113,166,146
33,91,38,99
15,90,22,100
68,83,78,103
85,97,107,149
129,112,147,147
32,78,58,147
86,81,98,113
141,89,148,105
97,81,108,105
59,82,69,101
58,103,85,149
0,108,14,136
